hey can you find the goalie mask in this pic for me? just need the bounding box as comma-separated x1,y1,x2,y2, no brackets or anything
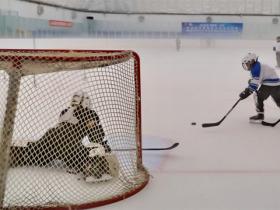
71,90,92,109
242,53,258,71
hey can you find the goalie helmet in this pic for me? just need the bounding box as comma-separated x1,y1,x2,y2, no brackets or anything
71,90,92,109
242,53,258,70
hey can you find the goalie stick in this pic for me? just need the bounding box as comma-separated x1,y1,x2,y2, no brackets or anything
202,98,242,128
113,142,179,152
261,119,280,127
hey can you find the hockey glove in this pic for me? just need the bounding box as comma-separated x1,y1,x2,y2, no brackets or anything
239,88,253,100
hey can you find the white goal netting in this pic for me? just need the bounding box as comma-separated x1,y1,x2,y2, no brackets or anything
0,49,149,209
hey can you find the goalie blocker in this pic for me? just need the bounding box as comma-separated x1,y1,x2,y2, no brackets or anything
9,90,119,182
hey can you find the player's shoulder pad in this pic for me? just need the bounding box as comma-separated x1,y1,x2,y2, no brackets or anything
251,61,261,78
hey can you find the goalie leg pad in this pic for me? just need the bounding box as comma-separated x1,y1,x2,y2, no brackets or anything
104,153,119,178
83,153,119,182
9,146,28,167
83,156,108,179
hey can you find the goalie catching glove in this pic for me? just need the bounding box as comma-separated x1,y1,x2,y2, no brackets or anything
239,88,253,100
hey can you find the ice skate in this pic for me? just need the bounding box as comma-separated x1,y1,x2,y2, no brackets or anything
249,113,264,123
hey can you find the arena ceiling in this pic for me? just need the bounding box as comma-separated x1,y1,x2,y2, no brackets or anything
20,0,280,15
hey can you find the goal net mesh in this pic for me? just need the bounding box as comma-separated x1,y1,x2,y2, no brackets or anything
0,49,149,209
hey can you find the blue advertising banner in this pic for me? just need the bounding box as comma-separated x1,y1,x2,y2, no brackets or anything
182,22,243,37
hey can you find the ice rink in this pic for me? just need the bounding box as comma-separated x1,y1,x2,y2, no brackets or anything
1,38,280,210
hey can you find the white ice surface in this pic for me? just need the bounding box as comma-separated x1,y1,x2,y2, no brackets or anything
1,38,280,210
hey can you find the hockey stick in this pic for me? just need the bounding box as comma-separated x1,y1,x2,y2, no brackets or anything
113,142,179,152
202,98,242,128
261,119,280,127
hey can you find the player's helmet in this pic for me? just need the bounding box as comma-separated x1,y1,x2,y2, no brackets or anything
71,90,92,109
242,53,258,70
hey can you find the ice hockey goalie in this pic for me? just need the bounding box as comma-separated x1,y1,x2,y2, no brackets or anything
9,90,119,182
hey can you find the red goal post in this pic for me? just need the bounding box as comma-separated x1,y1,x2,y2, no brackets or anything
0,49,149,209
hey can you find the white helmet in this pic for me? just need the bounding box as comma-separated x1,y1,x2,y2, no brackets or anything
71,90,92,109
242,53,258,70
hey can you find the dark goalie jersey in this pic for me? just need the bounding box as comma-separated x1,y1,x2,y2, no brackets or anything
59,105,105,144
9,105,109,172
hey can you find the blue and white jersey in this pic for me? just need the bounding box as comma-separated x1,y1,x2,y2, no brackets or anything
248,61,280,91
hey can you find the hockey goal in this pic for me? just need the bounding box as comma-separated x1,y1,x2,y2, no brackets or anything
0,49,149,209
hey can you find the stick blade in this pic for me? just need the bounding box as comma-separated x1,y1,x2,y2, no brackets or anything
202,122,221,128
114,142,180,152
262,120,277,127
143,142,179,151
170,142,179,149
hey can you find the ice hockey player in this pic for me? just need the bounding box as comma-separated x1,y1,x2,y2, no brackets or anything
239,53,280,122
10,90,119,182
273,36,280,67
